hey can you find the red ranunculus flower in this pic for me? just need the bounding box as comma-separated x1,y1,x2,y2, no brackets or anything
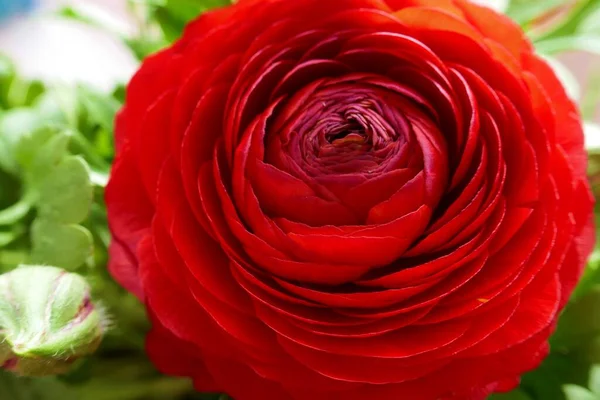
106,0,595,398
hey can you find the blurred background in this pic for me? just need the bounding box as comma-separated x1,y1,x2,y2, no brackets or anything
0,0,139,91
0,0,597,120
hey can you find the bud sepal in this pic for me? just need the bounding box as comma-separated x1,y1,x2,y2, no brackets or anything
0,265,107,376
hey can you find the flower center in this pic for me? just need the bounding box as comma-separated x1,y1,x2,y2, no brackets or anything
252,74,448,225
322,100,397,149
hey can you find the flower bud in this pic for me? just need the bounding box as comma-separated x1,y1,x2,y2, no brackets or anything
0,265,106,376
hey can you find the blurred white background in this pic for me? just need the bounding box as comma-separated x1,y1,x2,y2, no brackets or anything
0,0,139,91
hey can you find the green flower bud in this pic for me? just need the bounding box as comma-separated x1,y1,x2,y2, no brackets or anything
0,265,106,376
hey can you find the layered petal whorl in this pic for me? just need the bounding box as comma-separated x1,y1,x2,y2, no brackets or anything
106,0,594,399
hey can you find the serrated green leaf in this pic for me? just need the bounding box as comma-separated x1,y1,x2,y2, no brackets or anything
28,130,71,184
564,384,598,400
14,126,57,169
0,109,42,174
38,156,93,224
31,219,93,270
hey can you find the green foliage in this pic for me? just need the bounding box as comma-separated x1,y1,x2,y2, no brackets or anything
37,156,93,224
31,220,93,270
148,0,232,42
0,371,76,400
561,366,600,400
0,55,154,398
563,385,598,400
506,0,564,27
532,0,600,56
490,390,534,400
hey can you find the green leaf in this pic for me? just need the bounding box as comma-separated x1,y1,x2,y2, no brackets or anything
151,0,231,42
77,85,120,133
564,385,598,400
552,286,600,348
579,6,600,35
153,7,186,43
76,85,119,162
536,35,600,56
488,389,533,400
31,219,93,271
163,0,230,21
38,156,93,224
521,348,592,400
5,78,45,109
542,0,600,39
506,0,563,26
28,130,71,185
125,35,168,61
0,226,24,247
0,54,16,108
0,109,43,174
26,85,79,133
33,91,70,126
0,109,41,142
0,199,31,226
14,126,58,169
0,232,15,247
589,365,600,395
